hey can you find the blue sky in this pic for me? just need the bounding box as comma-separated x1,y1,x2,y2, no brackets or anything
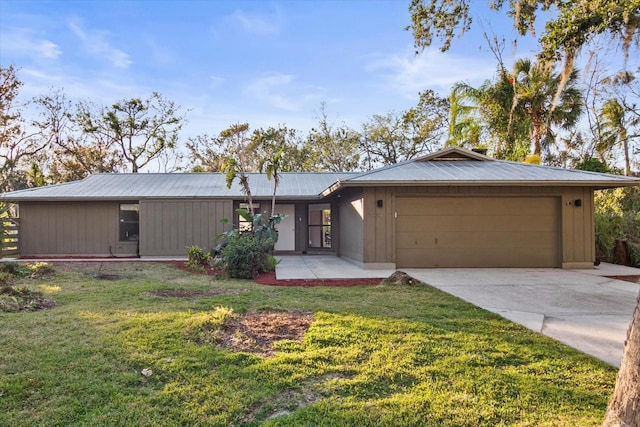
1,0,548,140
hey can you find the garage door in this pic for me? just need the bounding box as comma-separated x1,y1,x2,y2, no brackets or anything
396,197,559,268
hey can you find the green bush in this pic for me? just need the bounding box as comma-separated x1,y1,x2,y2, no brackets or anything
28,262,55,278
0,272,13,286
186,245,211,269
594,188,640,267
221,233,275,279
0,262,30,277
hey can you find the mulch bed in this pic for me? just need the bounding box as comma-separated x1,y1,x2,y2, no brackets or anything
254,271,384,287
169,261,384,287
606,275,640,284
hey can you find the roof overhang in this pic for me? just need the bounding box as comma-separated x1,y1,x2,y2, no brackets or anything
321,179,640,197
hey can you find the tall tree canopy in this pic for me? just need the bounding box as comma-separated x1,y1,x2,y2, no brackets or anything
360,89,449,168
408,0,640,64
78,92,183,173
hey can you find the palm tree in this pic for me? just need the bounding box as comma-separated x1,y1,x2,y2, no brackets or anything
222,157,254,216
259,148,284,216
446,82,482,148
599,98,632,176
511,59,583,156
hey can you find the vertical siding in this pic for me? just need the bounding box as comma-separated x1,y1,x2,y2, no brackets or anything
560,186,595,267
338,189,364,262
19,201,119,256
362,187,395,264
139,199,233,256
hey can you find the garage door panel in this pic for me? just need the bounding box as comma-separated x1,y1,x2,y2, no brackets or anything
397,247,556,268
395,197,559,268
397,230,557,249
396,214,555,233
396,197,556,216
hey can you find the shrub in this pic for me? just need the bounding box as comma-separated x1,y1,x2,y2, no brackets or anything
186,245,211,269
0,262,30,277
0,272,13,286
28,262,55,278
221,233,275,279
595,188,640,267
215,208,282,279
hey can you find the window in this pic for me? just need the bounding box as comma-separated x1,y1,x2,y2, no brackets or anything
119,204,139,241
238,202,260,232
308,203,331,248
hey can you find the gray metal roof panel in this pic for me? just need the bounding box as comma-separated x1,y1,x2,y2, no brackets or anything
0,172,356,201
344,159,640,184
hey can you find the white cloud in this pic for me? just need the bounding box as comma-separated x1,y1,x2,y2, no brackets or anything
1,28,62,59
229,9,281,35
209,75,225,87
68,20,132,69
366,48,497,99
244,72,298,111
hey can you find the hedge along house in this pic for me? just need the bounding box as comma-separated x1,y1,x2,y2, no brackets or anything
1,147,639,268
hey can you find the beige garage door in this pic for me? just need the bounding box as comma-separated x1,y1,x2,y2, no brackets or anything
396,197,560,268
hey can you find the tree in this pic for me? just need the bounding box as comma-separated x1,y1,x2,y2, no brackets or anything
251,125,305,172
408,0,640,90
450,69,531,161
0,66,50,192
446,82,482,148
305,103,360,172
259,148,284,215
599,98,633,176
448,58,583,162
360,90,448,168
185,133,229,172
510,58,583,157
219,123,256,215
78,92,183,173
597,70,640,176
32,93,124,183
602,293,640,427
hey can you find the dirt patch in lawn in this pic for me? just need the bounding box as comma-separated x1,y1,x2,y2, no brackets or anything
219,310,314,357
0,286,56,312
150,288,247,298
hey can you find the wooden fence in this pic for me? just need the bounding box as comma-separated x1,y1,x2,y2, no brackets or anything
1,218,19,257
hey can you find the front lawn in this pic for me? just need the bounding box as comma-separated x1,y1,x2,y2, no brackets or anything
0,262,616,426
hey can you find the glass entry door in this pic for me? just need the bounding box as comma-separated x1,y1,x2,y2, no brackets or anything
308,203,331,248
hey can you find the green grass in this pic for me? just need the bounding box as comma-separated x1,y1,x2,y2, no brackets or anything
0,262,616,426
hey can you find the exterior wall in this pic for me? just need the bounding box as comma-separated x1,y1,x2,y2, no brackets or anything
362,187,395,267
361,186,596,269
560,187,596,268
337,188,364,263
140,199,233,256
18,201,121,256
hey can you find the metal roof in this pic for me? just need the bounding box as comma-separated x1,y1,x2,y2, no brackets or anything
342,159,639,185
0,172,356,201
319,147,640,194
1,148,638,202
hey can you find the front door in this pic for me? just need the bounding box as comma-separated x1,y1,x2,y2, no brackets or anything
274,204,295,251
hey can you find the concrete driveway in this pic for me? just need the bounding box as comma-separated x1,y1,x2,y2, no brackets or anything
276,256,640,367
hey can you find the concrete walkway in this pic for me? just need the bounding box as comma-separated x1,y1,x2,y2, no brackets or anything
276,255,640,367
